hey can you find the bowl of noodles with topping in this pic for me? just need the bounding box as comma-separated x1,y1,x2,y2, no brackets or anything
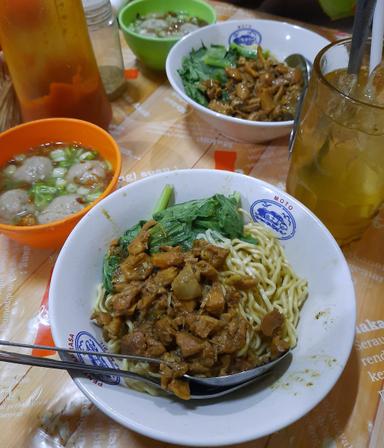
166,19,330,142
49,169,355,446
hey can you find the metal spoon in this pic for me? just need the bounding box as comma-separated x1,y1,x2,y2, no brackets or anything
184,349,291,387
285,53,312,80
0,348,285,400
284,53,312,157
0,340,291,398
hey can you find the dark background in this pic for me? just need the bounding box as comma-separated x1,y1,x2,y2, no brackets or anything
231,0,354,32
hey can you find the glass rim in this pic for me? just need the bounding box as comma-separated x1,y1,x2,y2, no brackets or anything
314,37,384,111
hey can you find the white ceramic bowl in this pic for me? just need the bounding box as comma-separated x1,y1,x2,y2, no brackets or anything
49,169,356,446
166,19,330,143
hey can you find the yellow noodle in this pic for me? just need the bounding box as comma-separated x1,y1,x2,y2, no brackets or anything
200,222,308,358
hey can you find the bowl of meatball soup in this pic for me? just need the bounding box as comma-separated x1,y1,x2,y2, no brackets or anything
0,118,121,248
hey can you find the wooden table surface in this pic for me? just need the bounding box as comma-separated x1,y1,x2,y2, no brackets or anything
1,2,383,447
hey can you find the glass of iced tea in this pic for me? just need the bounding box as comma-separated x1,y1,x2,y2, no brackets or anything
286,38,384,245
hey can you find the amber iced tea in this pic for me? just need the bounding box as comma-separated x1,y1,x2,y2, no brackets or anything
286,40,384,245
0,0,112,129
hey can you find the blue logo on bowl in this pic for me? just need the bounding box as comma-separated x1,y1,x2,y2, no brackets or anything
229,27,262,47
250,199,296,240
74,331,120,385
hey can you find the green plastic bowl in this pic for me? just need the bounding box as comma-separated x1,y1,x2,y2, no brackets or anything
118,0,216,71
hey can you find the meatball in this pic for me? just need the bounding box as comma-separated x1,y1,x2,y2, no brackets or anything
0,189,35,224
66,161,106,186
37,194,84,224
13,156,53,184
179,23,199,35
140,19,167,35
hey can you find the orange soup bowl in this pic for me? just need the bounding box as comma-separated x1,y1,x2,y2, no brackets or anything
0,118,121,249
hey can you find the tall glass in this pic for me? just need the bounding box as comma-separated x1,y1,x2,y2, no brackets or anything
0,0,112,130
286,39,384,245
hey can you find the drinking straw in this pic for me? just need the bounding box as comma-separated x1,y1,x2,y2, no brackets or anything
348,0,377,75
369,0,384,74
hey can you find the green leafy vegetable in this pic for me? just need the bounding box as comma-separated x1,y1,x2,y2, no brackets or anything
202,45,235,68
178,43,272,108
152,184,173,215
102,221,145,295
101,189,257,295
102,255,121,294
178,45,236,106
149,193,246,252
119,222,145,252
149,219,192,252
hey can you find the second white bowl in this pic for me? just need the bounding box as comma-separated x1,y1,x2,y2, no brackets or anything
166,19,330,143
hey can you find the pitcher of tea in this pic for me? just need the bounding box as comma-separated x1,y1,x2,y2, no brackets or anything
286,39,384,245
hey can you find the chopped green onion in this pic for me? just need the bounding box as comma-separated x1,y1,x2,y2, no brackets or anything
66,183,77,193
14,154,26,162
64,147,73,159
77,186,90,195
55,146,93,168
50,149,66,162
229,42,258,59
56,177,67,188
52,167,67,178
85,191,102,202
75,147,85,158
104,160,112,171
30,183,58,209
79,151,97,161
3,164,17,176
33,185,57,195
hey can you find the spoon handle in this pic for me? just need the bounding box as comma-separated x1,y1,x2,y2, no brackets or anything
0,339,165,365
0,349,263,400
0,348,165,387
288,86,306,158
